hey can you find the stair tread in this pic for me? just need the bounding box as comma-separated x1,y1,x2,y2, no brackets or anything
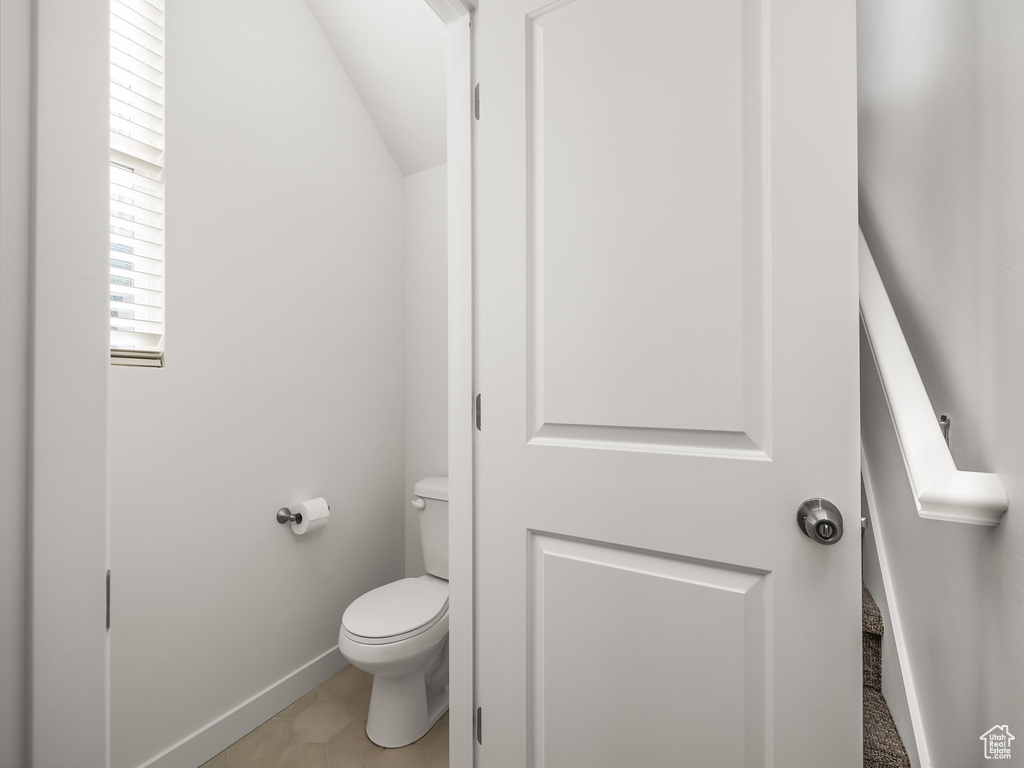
863,631,883,693
863,585,884,637
862,582,910,766
864,685,912,768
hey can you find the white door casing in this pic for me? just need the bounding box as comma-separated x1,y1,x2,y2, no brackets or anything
32,1,112,766
419,1,476,766
474,0,860,765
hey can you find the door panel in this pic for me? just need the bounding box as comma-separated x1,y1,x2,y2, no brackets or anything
529,533,769,767
475,0,860,764
528,0,767,450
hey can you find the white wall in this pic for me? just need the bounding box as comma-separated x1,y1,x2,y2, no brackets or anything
858,1,1024,764
305,0,447,176
0,1,31,765
403,165,449,576
858,0,987,468
109,2,406,766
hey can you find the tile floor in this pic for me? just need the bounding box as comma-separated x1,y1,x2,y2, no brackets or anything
199,666,448,768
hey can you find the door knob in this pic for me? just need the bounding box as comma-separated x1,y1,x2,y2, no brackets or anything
796,498,844,545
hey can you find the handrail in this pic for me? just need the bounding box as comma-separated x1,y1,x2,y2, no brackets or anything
859,229,1008,526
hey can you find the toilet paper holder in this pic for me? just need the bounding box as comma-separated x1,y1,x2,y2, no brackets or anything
276,507,301,525
276,503,330,525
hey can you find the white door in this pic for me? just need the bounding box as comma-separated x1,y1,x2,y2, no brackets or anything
474,0,860,765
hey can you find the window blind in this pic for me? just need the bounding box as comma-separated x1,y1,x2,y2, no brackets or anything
109,0,165,364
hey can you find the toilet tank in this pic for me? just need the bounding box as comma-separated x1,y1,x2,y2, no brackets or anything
413,476,449,580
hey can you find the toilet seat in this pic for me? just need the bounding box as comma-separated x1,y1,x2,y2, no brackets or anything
342,577,449,646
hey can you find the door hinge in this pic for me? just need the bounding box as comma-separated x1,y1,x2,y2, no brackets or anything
476,706,483,744
474,83,480,120
106,569,111,630
475,394,482,431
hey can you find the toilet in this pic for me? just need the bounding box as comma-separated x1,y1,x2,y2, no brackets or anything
339,477,450,747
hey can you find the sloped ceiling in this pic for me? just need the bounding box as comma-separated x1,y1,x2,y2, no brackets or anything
305,0,446,176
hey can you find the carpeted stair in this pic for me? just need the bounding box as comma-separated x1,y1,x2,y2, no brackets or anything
863,585,911,768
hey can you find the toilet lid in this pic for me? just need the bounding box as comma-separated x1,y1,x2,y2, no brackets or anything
342,578,449,641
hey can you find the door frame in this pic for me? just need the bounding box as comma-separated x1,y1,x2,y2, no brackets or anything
30,1,476,765
421,1,475,767
31,1,112,766
419,1,475,768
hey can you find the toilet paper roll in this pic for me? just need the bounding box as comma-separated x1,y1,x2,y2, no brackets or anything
290,497,330,535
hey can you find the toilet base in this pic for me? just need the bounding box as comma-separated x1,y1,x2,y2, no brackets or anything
365,670,449,748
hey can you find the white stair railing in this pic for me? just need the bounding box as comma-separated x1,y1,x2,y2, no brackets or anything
859,229,1008,526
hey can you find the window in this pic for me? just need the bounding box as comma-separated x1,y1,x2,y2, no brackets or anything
109,0,165,366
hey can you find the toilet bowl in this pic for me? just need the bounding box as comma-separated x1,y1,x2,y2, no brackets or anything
339,477,450,747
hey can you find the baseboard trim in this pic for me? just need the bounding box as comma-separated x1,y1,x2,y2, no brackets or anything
137,646,348,768
861,450,933,768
